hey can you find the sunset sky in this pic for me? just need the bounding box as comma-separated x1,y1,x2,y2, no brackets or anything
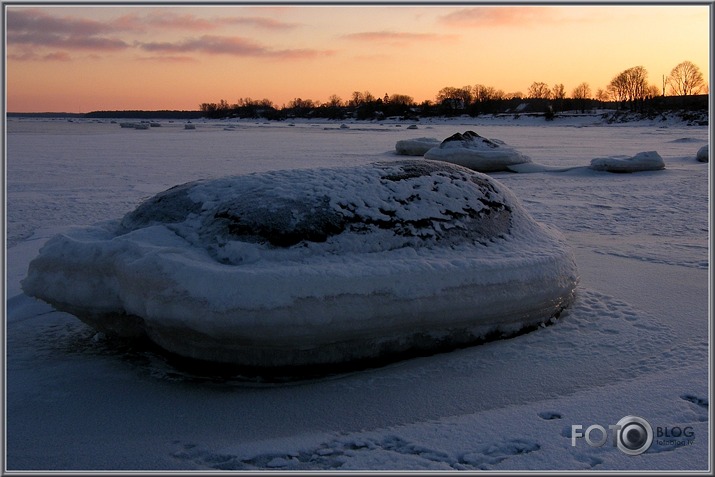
5,4,711,113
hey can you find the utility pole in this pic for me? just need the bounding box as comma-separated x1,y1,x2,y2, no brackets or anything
662,75,666,96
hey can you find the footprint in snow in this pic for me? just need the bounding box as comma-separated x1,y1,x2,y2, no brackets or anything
538,411,562,420
457,438,541,470
680,393,708,409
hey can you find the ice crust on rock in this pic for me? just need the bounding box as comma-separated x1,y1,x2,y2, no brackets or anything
589,151,665,172
395,137,440,156
696,145,708,163
423,131,532,172
22,159,578,369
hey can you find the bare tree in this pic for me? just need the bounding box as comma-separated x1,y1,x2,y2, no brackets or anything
459,86,473,105
608,66,649,109
288,98,315,109
436,86,459,103
437,86,469,112
550,83,566,112
527,81,551,99
571,82,591,100
350,91,363,108
607,76,628,104
645,84,660,99
326,94,343,108
595,88,610,102
667,61,705,96
473,84,504,102
625,66,648,103
473,84,487,101
388,93,414,106
572,82,591,112
551,84,566,100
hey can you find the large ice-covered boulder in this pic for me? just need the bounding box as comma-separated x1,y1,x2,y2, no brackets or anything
22,160,578,370
424,131,532,172
696,145,708,162
395,137,441,156
589,151,665,172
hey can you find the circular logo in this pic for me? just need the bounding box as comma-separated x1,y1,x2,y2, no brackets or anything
616,415,653,455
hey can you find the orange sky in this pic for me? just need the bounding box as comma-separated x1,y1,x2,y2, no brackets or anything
5,4,711,112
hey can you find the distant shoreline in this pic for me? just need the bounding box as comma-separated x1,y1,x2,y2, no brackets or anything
6,106,708,127
7,110,204,119
6,94,709,121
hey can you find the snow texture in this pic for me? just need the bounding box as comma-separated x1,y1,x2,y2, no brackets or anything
696,144,708,162
589,151,665,172
394,137,440,155
21,159,578,369
423,130,532,172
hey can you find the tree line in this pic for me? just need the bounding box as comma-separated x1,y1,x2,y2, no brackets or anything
200,60,708,120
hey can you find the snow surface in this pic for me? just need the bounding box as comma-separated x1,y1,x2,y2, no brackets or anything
21,160,578,368
4,114,711,471
423,130,532,172
394,137,440,155
589,151,666,173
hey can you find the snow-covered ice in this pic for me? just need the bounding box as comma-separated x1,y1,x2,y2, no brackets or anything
21,160,578,368
589,151,666,173
394,136,440,155
423,130,532,172
696,144,709,162
4,114,710,471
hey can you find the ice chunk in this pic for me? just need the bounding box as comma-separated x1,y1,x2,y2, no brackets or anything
395,137,440,156
22,160,578,369
424,131,532,172
589,151,665,172
696,144,708,163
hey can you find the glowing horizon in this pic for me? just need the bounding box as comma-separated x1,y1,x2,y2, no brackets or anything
5,4,711,113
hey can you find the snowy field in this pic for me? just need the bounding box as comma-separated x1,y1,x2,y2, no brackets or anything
4,114,711,471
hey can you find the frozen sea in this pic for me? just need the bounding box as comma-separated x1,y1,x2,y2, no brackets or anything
4,113,711,471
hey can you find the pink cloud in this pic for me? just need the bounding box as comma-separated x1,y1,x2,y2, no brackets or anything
7,8,129,51
342,30,458,45
8,31,128,50
7,8,112,36
8,50,39,61
439,6,561,28
143,11,218,30
43,51,73,61
138,35,329,59
8,31,128,51
134,55,199,63
139,35,263,55
109,11,299,32
221,16,299,30
8,50,73,61
109,13,151,33
6,8,314,64
6,9,298,53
